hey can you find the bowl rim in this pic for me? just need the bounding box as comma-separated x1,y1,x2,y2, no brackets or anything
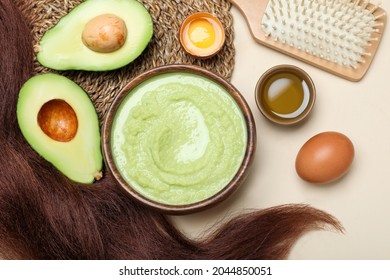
179,12,226,59
254,64,316,126
102,64,256,215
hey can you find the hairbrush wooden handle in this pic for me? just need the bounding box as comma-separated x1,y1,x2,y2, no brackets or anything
229,0,268,43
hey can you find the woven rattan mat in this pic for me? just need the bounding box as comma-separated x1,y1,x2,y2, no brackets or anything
15,0,235,124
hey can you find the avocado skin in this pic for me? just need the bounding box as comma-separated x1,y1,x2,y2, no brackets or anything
17,74,103,184
37,0,153,71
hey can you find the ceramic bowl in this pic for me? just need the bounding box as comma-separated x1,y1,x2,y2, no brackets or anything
102,65,256,215
255,65,316,126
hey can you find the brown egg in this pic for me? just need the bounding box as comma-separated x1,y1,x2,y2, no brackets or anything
82,14,127,53
295,131,354,184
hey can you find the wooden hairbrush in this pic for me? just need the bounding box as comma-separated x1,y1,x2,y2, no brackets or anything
230,0,387,81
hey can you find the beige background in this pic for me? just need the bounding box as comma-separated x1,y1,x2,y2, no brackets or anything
172,2,390,259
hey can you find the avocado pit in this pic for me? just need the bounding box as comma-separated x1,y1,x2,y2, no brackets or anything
82,14,127,53
38,99,78,142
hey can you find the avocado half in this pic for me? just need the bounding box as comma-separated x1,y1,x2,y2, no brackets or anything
36,0,153,71
17,74,103,184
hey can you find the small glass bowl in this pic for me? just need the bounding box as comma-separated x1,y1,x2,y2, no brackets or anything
255,65,316,126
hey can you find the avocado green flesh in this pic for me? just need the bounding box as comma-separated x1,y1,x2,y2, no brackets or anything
17,74,103,184
37,0,153,71
111,72,247,205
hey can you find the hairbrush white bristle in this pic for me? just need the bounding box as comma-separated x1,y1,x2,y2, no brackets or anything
261,0,385,69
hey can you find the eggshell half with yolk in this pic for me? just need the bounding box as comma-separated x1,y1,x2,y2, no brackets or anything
179,12,225,59
295,131,355,184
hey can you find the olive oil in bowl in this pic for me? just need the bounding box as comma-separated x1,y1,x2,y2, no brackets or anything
255,65,316,125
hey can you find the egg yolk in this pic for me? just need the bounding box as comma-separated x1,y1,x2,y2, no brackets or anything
187,19,216,49
180,14,224,58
